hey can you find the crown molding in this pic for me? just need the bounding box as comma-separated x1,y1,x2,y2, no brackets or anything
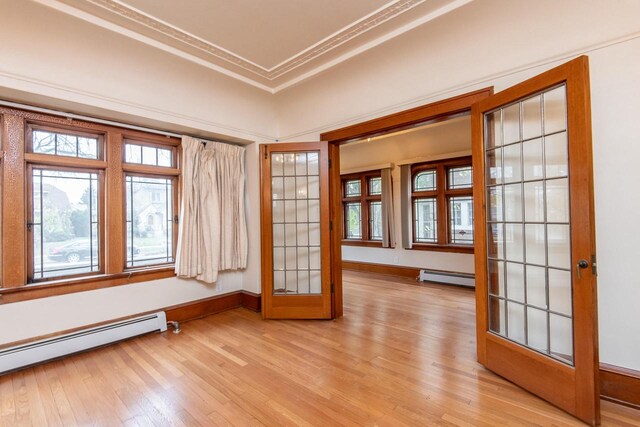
85,0,427,80
277,31,640,140
37,0,473,92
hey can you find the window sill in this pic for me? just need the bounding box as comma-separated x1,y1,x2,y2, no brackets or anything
407,244,474,254
0,267,176,304
341,239,390,248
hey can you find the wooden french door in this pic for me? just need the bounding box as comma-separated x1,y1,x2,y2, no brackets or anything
260,142,333,319
472,56,600,425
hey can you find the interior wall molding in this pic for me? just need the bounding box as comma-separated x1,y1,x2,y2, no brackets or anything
84,0,428,80
600,363,640,409
342,260,421,279
277,30,640,141
0,290,262,352
0,69,276,142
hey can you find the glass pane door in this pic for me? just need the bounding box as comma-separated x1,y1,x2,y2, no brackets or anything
261,142,333,320
485,84,574,364
270,151,322,295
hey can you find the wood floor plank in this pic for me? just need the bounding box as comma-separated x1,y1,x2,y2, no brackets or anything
1,270,639,426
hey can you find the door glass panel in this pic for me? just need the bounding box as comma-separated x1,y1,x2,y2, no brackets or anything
484,84,574,364
524,181,545,222
544,86,567,134
522,95,543,141
488,260,505,297
486,110,502,148
271,151,322,295
503,103,520,145
504,223,523,262
506,262,525,303
527,307,549,352
526,265,547,309
504,184,522,222
486,149,502,185
523,138,544,181
503,143,521,183
545,132,569,178
507,302,526,344
489,296,506,335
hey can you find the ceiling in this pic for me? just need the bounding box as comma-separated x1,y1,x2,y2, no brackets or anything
43,0,473,92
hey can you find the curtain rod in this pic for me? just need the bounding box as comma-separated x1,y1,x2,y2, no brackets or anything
0,99,246,147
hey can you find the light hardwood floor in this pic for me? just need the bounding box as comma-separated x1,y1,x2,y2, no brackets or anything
1,271,639,426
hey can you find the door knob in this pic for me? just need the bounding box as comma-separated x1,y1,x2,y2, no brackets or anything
576,259,589,278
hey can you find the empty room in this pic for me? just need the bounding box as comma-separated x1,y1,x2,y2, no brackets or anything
0,0,639,426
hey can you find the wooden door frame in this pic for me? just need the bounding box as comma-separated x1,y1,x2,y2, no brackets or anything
320,87,494,318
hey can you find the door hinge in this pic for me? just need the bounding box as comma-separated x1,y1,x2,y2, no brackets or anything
26,221,34,232
591,254,598,276
331,282,335,294
328,159,332,168
174,215,179,224
329,220,333,231
264,147,268,160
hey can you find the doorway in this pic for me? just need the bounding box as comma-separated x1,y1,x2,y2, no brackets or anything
316,56,599,426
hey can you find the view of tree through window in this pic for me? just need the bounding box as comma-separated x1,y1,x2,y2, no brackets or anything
125,176,175,267
32,129,99,159
31,168,100,280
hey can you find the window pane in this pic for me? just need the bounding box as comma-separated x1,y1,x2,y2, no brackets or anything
369,201,382,241
125,143,142,163
414,198,437,243
368,177,382,195
125,143,173,168
449,196,474,244
414,170,436,191
448,166,473,189
345,202,362,239
32,169,100,280
32,129,99,160
125,176,174,267
345,180,361,197
142,146,156,166
158,149,172,167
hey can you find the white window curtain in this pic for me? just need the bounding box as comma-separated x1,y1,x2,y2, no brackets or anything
380,168,395,248
400,164,413,249
175,136,247,283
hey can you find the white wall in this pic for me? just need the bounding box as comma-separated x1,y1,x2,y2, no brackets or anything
340,118,474,274
0,0,272,345
274,0,640,370
0,0,277,142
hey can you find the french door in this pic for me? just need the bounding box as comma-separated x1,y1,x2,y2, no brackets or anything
472,56,600,425
260,142,333,319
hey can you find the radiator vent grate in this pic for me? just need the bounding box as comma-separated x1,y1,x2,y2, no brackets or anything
419,269,475,287
0,312,167,375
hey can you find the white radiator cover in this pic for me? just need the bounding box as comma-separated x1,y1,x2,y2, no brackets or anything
0,312,167,374
419,269,475,288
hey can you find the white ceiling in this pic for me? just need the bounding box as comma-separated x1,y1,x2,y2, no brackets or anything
40,0,473,92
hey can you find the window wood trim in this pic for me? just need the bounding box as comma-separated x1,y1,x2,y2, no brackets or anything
0,105,181,297
410,156,474,252
341,171,383,246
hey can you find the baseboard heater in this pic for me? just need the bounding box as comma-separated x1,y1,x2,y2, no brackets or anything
419,269,475,288
0,312,167,375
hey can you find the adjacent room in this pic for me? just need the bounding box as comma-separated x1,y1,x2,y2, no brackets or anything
1,0,639,426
